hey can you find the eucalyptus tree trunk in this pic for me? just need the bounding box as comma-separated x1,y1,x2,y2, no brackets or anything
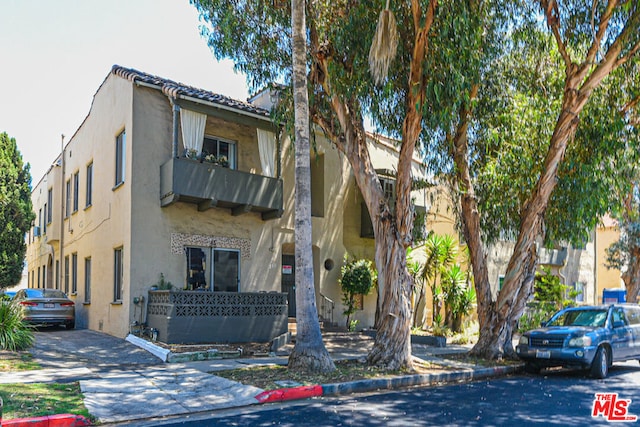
622,258,640,305
621,194,640,304
288,0,335,373
308,0,436,370
457,2,640,359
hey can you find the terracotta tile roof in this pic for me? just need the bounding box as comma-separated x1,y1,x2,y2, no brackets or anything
111,65,270,118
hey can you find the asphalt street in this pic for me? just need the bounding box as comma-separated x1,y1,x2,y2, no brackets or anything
132,361,640,427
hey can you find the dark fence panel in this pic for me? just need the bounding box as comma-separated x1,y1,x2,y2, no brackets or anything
147,290,288,344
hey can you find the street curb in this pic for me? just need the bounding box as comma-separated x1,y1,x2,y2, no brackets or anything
255,385,323,403
1,414,91,427
252,364,523,404
321,364,523,396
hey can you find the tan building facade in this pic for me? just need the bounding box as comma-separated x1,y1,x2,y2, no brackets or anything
26,65,433,338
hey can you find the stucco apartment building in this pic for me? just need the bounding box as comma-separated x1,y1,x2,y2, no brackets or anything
486,218,624,306
25,65,435,339
25,65,625,342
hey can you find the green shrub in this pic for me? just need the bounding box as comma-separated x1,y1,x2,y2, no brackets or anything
339,255,376,330
517,267,577,334
0,301,34,351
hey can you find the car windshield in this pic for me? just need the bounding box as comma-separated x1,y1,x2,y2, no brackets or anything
547,309,607,327
24,289,68,299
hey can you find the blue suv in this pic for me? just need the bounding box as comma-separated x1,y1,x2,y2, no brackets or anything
516,304,640,378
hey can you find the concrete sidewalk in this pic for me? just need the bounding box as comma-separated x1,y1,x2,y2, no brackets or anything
0,332,523,424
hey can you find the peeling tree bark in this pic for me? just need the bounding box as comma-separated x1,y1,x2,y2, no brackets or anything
468,0,639,358
307,0,437,370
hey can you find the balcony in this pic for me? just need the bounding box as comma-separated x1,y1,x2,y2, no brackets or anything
160,158,283,220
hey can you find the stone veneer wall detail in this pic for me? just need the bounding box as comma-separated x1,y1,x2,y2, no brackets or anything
170,232,251,260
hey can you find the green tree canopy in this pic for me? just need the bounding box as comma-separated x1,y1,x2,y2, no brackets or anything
0,132,34,288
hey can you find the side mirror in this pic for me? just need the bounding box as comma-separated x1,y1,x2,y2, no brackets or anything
540,321,548,327
613,320,625,329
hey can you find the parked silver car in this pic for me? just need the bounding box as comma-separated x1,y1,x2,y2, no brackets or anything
516,304,640,378
14,288,76,329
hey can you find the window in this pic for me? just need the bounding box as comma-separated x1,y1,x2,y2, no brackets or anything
185,247,240,292
86,162,93,207
114,247,123,301
64,256,69,294
42,265,46,288
380,177,395,209
624,307,640,325
72,171,79,212
38,208,42,230
47,188,53,223
84,257,91,303
43,204,47,233
37,266,41,288
65,179,71,217
573,282,585,303
613,308,628,327
115,130,126,186
55,260,59,290
202,136,236,169
71,253,78,294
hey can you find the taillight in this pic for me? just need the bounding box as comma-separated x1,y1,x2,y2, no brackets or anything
20,301,38,306
60,302,75,307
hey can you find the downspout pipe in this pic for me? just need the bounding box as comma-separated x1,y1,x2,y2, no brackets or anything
59,134,65,292
169,96,180,158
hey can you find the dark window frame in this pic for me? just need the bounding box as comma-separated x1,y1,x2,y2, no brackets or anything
86,162,93,207
84,257,91,303
47,188,53,223
65,179,71,217
71,253,78,294
115,130,126,187
114,247,123,302
72,171,79,213
184,246,240,292
64,256,69,294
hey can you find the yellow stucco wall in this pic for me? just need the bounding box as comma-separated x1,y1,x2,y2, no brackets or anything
595,224,624,304
26,68,450,338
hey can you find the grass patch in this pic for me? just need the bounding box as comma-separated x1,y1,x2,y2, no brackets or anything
441,352,523,367
0,382,95,422
213,358,449,390
0,351,40,371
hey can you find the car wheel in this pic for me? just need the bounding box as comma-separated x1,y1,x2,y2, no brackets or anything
66,320,75,329
590,347,609,379
524,363,541,374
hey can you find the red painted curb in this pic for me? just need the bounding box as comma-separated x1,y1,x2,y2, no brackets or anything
1,414,91,427
255,384,323,403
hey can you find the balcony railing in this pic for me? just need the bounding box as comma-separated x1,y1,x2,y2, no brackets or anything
160,157,283,220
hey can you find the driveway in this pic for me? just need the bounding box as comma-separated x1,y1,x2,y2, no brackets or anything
31,327,162,370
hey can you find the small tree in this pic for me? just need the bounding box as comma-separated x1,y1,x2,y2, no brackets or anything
442,264,475,333
0,132,34,289
340,256,376,331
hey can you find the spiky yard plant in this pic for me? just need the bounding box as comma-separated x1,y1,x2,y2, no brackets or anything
0,300,34,351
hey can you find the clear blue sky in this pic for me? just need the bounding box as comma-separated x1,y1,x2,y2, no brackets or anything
0,0,250,182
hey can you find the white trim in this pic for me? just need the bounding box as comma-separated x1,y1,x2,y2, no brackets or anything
126,334,169,362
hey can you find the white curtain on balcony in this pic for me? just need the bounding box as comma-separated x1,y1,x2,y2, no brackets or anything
257,129,276,177
180,109,206,155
